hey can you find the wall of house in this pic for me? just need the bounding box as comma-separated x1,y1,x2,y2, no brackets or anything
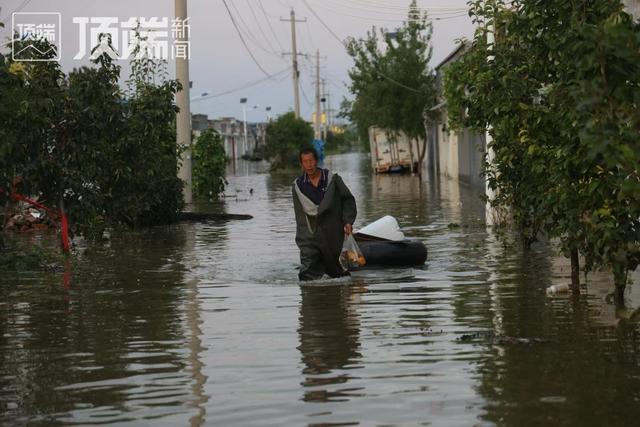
457,129,485,189
437,121,459,181
430,112,485,191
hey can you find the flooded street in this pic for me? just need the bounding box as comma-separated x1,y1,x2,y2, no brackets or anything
2,152,640,426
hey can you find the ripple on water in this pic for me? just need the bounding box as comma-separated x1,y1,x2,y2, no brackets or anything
2,154,640,426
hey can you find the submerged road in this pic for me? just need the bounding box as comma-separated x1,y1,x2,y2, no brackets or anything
1,152,640,426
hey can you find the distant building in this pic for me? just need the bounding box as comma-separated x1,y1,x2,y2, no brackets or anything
191,114,266,160
428,41,486,190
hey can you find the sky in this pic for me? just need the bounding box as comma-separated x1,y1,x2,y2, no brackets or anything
0,0,476,122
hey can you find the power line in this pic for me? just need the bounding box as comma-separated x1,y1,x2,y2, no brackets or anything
299,81,313,106
1,0,32,23
192,67,290,101
245,0,278,54
303,20,316,52
301,0,344,48
307,0,467,23
338,0,467,14
301,0,422,93
222,0,276,78
257,0,285,52
228,0,283,59
433,13,470,21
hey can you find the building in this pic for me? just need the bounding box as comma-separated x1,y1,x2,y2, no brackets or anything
191,114,266,160
429,41,486,190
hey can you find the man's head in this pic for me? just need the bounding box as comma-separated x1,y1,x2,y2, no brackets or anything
299,147,319,176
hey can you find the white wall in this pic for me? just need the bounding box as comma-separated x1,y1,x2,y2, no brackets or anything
437,120,459,181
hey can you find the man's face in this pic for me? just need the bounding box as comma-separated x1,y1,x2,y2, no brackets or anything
300,153,318,175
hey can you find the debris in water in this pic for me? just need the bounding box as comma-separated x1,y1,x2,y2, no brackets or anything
539,396,567,404
546,284,570,295
456,331,549,345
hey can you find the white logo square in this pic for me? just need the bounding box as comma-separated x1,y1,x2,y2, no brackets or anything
12,12,62,62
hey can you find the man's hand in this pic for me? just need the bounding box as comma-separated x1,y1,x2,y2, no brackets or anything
343,223,353,235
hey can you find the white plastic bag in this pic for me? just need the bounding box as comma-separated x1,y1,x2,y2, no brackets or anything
339,233,366,270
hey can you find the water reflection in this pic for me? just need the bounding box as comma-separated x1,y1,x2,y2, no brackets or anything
298,284,363,403
0,224,211,424
3,153,640,426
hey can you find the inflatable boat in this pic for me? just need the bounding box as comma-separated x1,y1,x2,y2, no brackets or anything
354,216,427,267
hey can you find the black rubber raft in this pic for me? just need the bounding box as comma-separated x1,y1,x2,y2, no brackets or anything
355,235,427,267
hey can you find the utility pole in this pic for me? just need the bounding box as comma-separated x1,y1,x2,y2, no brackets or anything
281,9,305,119
314,50,321,139
485,0,496,225
321,78,327,140
175,0,192,204
327,89,332,132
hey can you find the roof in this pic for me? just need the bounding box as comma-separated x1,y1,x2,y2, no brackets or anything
434,39,472,71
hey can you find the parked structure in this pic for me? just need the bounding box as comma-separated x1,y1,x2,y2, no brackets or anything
368,126,419,173
429,42,486,190
191,114,266,160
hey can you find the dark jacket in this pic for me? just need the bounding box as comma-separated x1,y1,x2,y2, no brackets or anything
292,172,357,278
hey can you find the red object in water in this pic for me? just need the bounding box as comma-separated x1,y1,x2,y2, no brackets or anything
1,187,71,253
60,213,70,252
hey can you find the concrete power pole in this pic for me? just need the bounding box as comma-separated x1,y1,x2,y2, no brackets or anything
281,9,305,118
175,0,192,204
314,50,321,138
327,90,331,131
485,0,496,225
321,78,327,140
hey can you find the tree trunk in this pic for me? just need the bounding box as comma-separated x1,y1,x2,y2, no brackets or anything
570,248,580,292
613,266,627,307
408,137,416,174
417,131,428,179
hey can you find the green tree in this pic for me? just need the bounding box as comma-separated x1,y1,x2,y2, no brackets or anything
444,0,640,300
263,112,314,170
344,0,438,174
61,39,126,237
1,30,184,242
113,26,184,226
0,36,67,218
193,129,228,199
324,124,359,154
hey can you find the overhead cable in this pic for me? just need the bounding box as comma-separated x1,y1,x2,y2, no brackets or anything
222,0,276,78
301,0,422,93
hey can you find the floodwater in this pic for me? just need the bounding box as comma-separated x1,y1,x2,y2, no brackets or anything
2,152,640,426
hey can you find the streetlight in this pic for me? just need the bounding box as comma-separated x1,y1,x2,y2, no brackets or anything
266,106,272,121
241,98,259,158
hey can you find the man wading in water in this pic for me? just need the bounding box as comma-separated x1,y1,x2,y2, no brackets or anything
292,147,357,281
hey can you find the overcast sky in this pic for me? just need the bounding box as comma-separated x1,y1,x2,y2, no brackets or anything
0,0,475,122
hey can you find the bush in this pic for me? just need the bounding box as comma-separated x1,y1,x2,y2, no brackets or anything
0,31,185,240
193,129,228,199
444,0,640,296
263,112,314,170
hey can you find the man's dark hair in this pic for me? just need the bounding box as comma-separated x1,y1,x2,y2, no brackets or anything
299,146,319,162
